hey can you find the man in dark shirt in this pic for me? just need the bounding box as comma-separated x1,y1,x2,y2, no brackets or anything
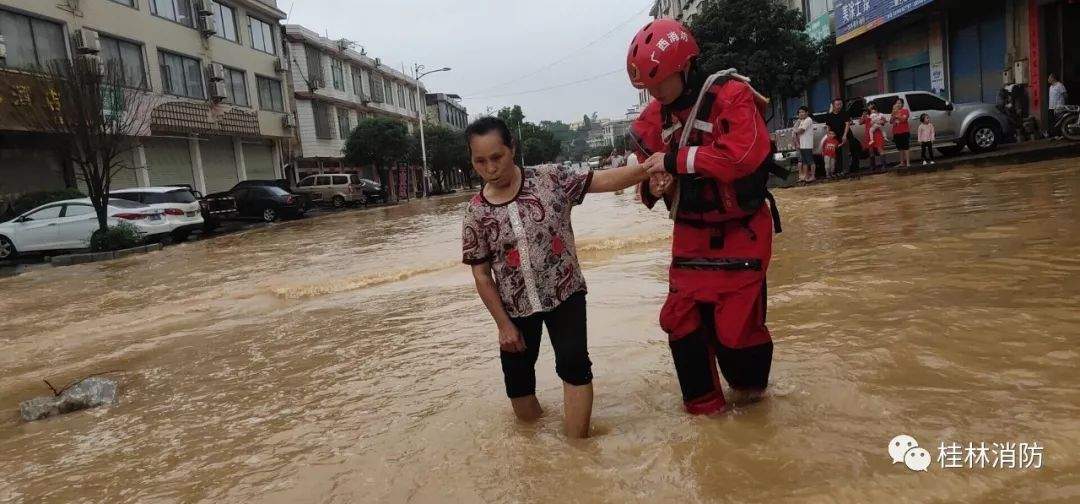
824,98,859,174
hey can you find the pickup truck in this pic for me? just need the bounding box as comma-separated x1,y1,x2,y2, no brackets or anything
772,91,1013,164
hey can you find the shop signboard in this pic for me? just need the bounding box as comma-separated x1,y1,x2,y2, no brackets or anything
835,0,935,44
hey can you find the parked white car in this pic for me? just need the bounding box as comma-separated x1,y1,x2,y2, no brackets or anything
0,198,168,260
110,186,204,241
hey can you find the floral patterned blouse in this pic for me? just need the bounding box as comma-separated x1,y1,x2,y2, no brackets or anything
462,165,593,318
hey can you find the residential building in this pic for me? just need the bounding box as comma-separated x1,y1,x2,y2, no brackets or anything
651,0,705,22
0,0,293,200
586,118,632,149
283,24,427,183
425,93,468,130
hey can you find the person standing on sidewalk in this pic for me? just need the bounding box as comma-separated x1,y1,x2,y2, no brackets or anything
794,106,816,183
918,114,936,165
824,99,857,174
1048,73,1069,137
891,98,912,168
462,117,648,439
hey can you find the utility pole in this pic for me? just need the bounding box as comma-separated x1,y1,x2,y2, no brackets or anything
413,63,451,198
519,124,526,167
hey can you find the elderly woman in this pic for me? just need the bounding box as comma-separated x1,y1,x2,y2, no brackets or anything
461,116,647,438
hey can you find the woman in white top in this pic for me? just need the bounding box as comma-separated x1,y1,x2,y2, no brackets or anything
794,106,816,182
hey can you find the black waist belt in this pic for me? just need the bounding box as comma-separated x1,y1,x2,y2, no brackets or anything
672,257,762,271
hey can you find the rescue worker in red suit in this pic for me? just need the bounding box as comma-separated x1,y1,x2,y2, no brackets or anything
626,19,785,415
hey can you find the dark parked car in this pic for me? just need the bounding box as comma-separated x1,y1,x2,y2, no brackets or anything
356,178,388,203
233,179,292,192
228,185,306,222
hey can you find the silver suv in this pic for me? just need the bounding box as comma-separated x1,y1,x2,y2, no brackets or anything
774,91,1013,159
293,174,367,208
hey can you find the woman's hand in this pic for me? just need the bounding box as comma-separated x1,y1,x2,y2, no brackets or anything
498,322,526,353
649,173,673,198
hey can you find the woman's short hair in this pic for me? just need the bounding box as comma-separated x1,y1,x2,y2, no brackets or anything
465,117,514,150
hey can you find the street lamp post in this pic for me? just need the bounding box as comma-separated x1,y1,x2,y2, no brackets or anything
413,64,451,198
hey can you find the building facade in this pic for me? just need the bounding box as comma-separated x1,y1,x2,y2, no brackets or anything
781,0,1074,132
283,24,426,182
0,0,293,199
425,93,468,130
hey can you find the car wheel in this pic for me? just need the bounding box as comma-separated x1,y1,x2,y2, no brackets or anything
937,145,965,157
0,236,17,260
966,120,1000,153
331,195,345,208
262,208,278,222
171,231,191,243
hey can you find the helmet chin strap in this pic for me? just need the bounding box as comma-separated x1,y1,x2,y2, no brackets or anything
667,64,705,112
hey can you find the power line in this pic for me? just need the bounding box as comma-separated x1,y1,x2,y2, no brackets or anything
461,68,624,100
462,3,651,96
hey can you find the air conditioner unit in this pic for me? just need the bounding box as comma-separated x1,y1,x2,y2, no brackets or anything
274,55,288,73
208,63,226,82
1002,68,1014,86
0,35,7,60
282,114,296,128
1013,60,1029,85
74,28,101,55
195,0,214,16
209,81,228,101
198,16,218,37
83,54,105,75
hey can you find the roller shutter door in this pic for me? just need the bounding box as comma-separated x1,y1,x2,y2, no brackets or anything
243,141,276,180
146,138,195,188
201,138,239,193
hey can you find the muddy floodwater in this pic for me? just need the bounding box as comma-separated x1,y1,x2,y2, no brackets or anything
1,159,1079,503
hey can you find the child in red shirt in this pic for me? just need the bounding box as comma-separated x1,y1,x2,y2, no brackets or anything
821,129,840,178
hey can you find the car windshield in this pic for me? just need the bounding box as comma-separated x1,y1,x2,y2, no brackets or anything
265,186,291,196
350,175,363,184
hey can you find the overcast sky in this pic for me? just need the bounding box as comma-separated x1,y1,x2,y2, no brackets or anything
286,0,653,124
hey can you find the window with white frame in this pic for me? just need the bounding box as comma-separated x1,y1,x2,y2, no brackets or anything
256,76,284,112
100,35,147,89
337,108,352,139
223,67,248,106
150,0,195,27
159,50,205,99
331,59,345,91
211,1,238,42
313,101,333,139
370,73,384,103
248,16,275,54
0,9,67,71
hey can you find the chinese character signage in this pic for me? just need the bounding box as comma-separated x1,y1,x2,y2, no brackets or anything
835,0,935,44
805,13,833,43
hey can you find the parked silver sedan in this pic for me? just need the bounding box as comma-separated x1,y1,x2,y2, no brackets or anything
774,91,1013,160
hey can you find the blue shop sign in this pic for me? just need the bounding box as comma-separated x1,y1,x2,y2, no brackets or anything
835,0,934,44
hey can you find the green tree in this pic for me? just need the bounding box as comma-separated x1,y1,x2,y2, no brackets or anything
691,0,832,102
496,105,525,133
343,116,411,198
408,123,471,192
